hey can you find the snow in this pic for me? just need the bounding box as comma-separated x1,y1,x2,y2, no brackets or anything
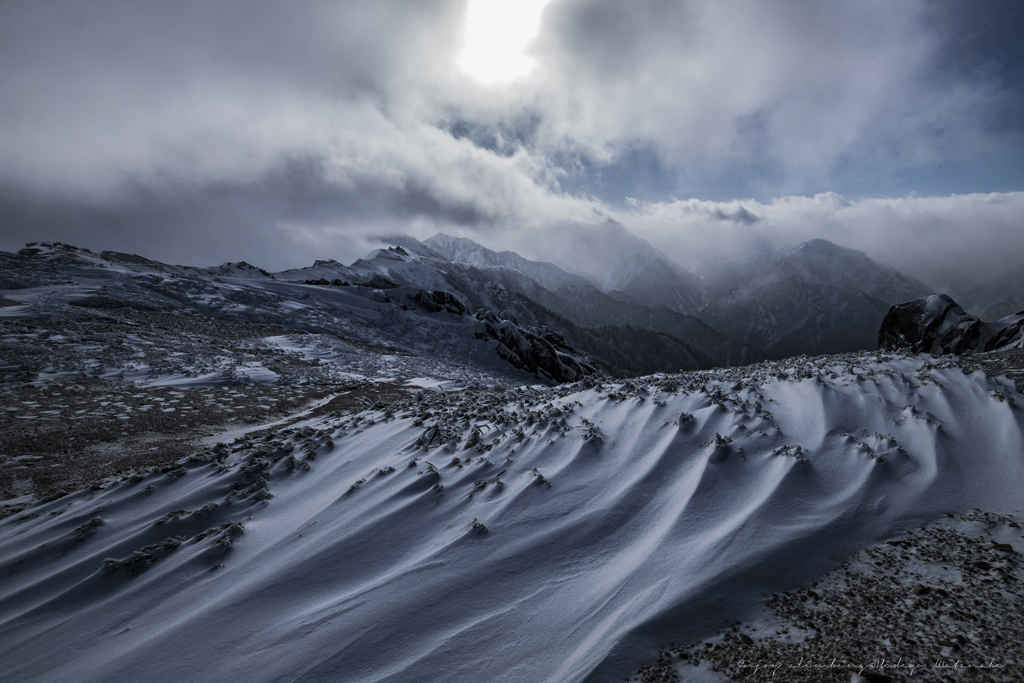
1,352,1022,682
404,377,464,391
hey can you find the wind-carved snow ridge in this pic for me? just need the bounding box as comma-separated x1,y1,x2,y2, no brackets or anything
1,351,1023,683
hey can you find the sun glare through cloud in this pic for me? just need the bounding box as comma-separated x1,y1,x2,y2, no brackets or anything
457,0,551,85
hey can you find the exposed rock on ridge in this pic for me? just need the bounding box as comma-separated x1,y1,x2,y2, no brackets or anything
474,310,598,383
878,293,1024,355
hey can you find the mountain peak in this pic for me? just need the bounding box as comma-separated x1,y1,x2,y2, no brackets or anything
423,234,593,292
798,238,843,253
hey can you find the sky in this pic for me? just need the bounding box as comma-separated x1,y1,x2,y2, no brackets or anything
0,0,1021,292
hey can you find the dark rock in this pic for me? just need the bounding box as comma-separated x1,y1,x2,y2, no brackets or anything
474,310,599,383
878,294,982,354
878,293,1024,355
355,273,398,290
407,290,469,315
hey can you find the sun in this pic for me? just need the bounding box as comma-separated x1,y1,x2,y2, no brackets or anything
457,0,552,85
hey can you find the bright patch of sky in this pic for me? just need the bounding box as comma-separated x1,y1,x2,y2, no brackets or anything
457,0,551,85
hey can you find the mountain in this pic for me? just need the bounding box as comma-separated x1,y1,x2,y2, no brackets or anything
0,242,599,386
522,220,705,317
350,242,754,375
879,293,1024,355
402,235,766,369
1,239,766,385
423,233,593,292
5,241,1024,683
955,260,1024,321
700,239,934,357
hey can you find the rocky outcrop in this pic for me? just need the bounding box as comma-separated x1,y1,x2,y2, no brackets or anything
356,274,398,290
406,290,469,315
474,310,599,383
196,262,274,278
878,293,1024,355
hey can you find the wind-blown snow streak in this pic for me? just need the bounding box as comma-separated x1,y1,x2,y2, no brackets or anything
1,353,1022,683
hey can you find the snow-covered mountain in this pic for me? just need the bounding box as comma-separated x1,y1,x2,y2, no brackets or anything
0,242,598,386
0,239,769,386
4,241,1024,683
2,351,1022,683
400,235,765,369
423,233,594,292
700,239,934,357
955,259,1024,321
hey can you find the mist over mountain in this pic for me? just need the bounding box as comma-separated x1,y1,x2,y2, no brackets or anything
406,233,764,368
700,239,935,357
428,225,947,360
955,260,1024,321
516,220,706,317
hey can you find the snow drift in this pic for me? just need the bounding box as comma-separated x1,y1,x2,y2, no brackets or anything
2,352,1023,682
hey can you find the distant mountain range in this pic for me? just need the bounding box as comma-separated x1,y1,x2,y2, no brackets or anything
9,223,1015,383
513,220,706,317
419,228,940,359
421,234,592,293
278,237,767,375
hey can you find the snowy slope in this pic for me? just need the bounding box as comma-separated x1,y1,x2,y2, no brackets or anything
2,352,1022,683
0,243,594,387
701,239,934,358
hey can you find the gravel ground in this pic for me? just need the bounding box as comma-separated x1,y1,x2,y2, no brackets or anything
0,379,355,515
0,304,519,515
967,348,1024,393
627,511,1024,683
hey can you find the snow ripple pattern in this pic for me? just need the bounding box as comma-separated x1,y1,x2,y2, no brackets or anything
1,352,1023,683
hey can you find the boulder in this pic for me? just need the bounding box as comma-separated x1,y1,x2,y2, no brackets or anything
407,290,469,315
878,293,1024,355
474,311,599,383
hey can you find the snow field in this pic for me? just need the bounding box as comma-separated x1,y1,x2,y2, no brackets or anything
1,353,1022,683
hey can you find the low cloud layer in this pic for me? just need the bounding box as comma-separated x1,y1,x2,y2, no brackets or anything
617,192,1024,293
0,0,1021,286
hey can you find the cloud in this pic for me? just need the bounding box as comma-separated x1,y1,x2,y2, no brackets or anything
0,0,1020,285
619,191,1024,293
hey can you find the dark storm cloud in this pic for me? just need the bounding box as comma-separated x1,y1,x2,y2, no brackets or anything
712,207,760,225
0,0,463,194
533,0,1022,197
0,156,495,270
